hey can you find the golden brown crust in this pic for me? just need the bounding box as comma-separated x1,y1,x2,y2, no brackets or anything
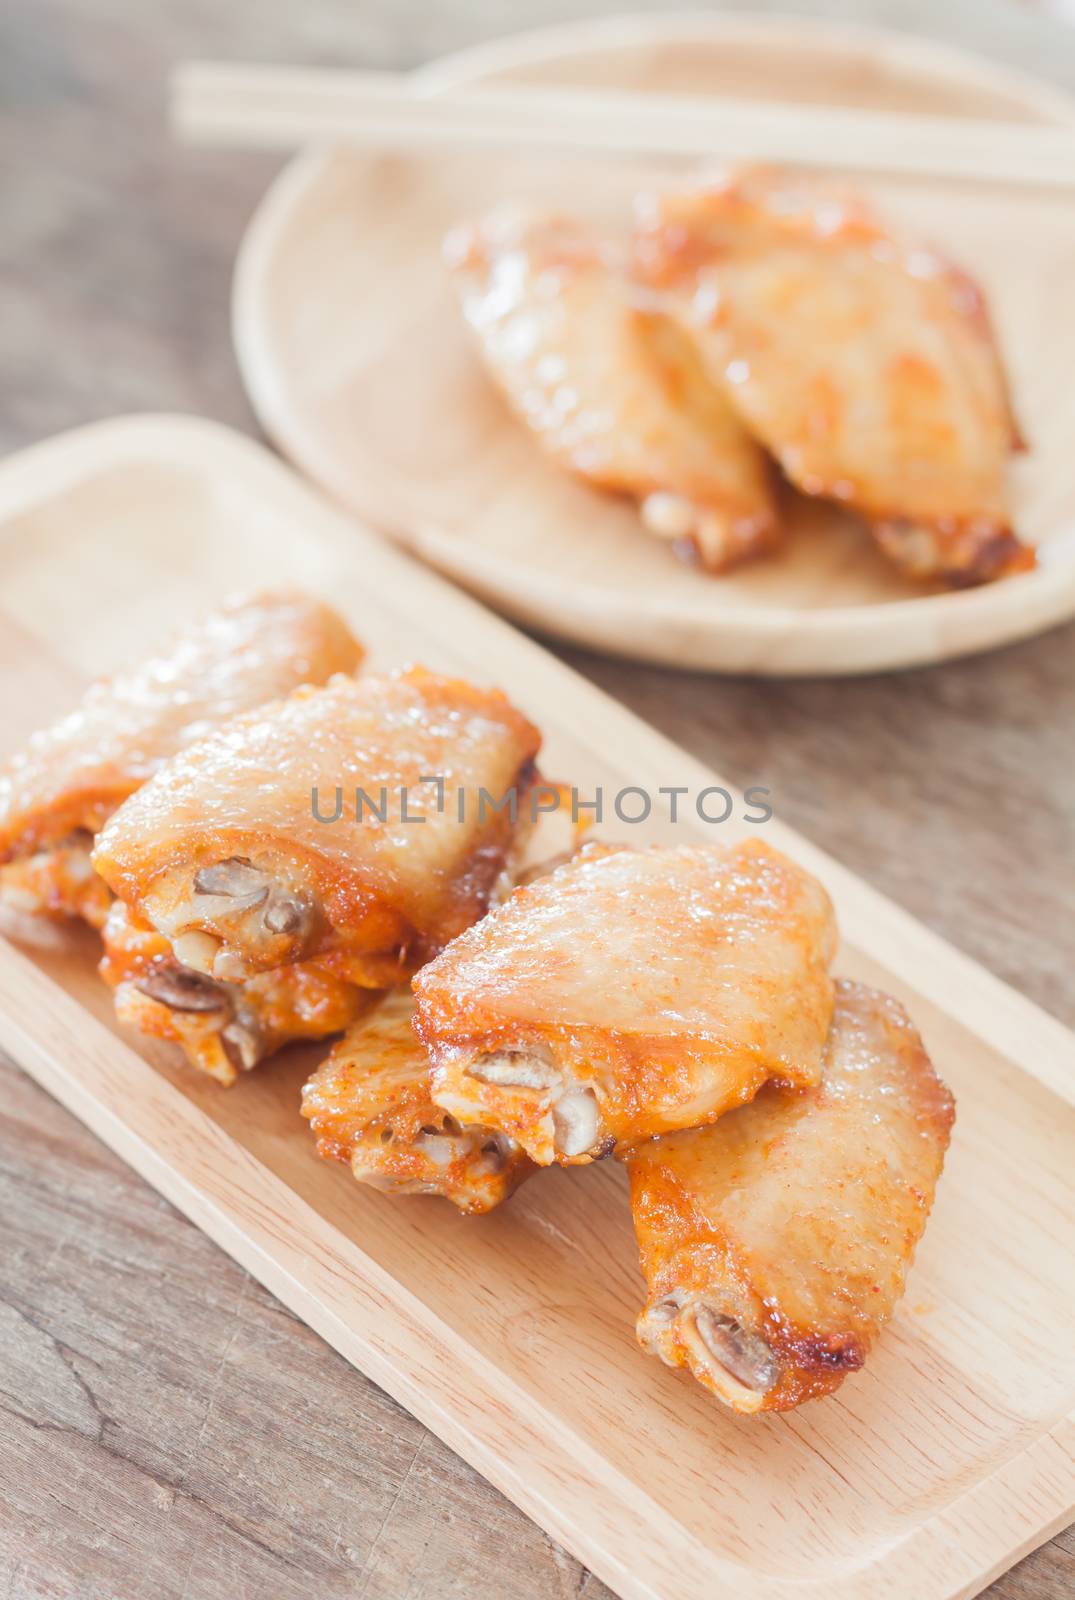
302,989,533,1213
100,900,366,1085
629,979,955,1412
447,209,780,572
92,668,541,986
0,834,111,928
0,591,362,921
633,166,1032,585
871,517,1035,586
414,838,837,1164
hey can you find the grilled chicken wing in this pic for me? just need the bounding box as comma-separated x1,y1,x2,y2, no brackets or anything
100,900,367,1085
630,980,954,1414
413,839,837,1165
93,668,541,991
302,989,533,1213
634,167,1031,584
0,591,362,926
446,210,779,570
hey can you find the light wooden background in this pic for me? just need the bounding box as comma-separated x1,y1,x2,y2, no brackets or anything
1,2,1073,1598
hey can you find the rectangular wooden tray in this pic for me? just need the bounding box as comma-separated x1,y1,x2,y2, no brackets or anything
0,415,1071,1600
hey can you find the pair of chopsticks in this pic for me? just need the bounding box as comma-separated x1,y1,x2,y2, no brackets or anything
172,62,1075,191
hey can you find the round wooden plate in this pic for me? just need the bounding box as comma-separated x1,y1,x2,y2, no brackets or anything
233,13,1075,674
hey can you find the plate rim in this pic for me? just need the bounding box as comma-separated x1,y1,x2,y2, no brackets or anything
413,8,1075,119
231,10,1075,675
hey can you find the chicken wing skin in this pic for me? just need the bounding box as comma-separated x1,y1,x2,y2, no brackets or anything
634,167,1032,584
413,838,837,1166
100,900,367,1085
446,210,779,571
0,591,362,926
302,989,533,1213
93,668,541,990
630,980,954,1414
0,838,111,930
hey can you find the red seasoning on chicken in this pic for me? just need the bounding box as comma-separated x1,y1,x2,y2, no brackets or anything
0,590,362,926
629,980,955,1413
446,209,779,571
93,668,541,991
413,838,837,1165
634,166,1032,584
303,989,533,1213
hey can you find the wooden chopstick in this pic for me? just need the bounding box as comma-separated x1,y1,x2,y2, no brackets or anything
171,61,1075,190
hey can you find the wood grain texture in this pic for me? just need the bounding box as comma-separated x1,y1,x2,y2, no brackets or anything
0,3,1072,1600
0,414,1073,1600
176,59,1075,184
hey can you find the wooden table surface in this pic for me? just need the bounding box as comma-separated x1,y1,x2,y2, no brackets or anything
1,2,1073,1596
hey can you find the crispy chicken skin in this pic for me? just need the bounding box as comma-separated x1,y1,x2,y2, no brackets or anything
413,838,837,1166
93,668,541,990
634,167,1032,584
0,591,362,925
630,980,955,1414
0,839,112,929
100,900,367,1086
302,989,533,1213
445,210,779,571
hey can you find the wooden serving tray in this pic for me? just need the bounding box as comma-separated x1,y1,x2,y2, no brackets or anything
233,13,1075,674
0,415,1072,1600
